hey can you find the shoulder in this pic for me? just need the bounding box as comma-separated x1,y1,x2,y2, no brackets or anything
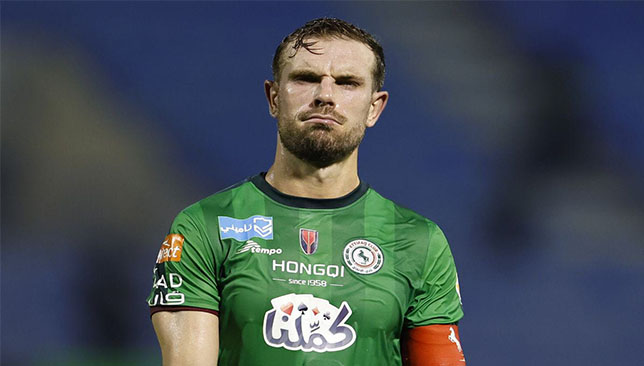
167,176,259,249
167,176,260,234
367,188,441,233
180,176,256,217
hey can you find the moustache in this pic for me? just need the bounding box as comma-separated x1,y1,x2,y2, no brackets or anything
298,108,347,125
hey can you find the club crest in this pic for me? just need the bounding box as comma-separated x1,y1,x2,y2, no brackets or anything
300,228,318,255
342,239,384,275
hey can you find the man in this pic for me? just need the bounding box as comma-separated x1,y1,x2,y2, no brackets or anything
148,18,466,365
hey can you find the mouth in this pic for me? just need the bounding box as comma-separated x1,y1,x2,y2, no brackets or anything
303,114,341,126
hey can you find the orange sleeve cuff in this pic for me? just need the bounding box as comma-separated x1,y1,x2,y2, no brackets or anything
402,324,466,366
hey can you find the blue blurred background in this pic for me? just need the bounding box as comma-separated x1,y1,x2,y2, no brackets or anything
2,2,643,365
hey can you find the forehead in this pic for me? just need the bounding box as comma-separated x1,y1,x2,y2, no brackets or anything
281,37,376,78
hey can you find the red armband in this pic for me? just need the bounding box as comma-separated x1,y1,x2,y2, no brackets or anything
402,324,466,366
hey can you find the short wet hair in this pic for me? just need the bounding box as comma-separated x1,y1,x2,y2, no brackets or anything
272,17,386,91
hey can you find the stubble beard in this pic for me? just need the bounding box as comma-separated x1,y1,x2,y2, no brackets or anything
277,112,366,169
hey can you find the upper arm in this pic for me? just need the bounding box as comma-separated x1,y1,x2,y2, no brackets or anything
147,209,222,312
404,223,466,364
147,208,224,364
405,223,463,326
152,311,219,366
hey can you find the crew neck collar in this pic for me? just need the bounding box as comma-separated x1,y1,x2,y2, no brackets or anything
250,172,369,209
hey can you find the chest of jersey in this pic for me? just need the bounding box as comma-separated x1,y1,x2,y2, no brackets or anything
216,208,426,363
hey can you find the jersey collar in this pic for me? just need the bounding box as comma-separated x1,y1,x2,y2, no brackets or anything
250,172,369,209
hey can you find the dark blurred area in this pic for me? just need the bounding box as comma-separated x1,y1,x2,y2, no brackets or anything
2,2,643,365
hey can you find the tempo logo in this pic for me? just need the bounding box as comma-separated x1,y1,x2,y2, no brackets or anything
237,240,283,256
156,234,185,263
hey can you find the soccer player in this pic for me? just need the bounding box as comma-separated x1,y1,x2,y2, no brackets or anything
148,18,466,365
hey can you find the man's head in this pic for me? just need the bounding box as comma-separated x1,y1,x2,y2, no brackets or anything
272,18,386,92
265,18,389,168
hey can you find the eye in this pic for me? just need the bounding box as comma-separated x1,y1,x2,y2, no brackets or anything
336,79,360,87
293,74,319,83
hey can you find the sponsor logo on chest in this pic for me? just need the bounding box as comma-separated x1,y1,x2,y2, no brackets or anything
272,259,345,278
218,215,273,241
263,293,355,352
237,240,283,256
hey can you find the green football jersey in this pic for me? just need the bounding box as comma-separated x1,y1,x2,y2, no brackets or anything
148,173,463,365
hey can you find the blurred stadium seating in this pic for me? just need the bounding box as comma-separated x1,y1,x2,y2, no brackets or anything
2,2,643,365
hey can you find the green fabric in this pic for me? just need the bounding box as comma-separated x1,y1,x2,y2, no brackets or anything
147,175,463,366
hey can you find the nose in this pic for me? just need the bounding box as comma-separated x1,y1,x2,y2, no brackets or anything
314,77,335,107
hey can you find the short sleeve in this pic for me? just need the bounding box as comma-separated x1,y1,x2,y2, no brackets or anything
147,208,221,313
404,223,463,327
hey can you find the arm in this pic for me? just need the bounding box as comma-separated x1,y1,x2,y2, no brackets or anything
147,209,222,364
404,223,466,365
402,324,466,366
152,310,219,366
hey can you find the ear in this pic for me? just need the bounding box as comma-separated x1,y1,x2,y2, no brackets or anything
264,80,279,118
365,90,389,128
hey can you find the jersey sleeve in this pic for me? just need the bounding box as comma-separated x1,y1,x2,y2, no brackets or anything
147,207,222,314
404,223,463,327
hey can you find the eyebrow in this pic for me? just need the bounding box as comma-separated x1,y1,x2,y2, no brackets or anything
288,70,320,81
287,70,365,84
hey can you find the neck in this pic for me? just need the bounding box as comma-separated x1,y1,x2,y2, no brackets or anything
265,139,360,199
